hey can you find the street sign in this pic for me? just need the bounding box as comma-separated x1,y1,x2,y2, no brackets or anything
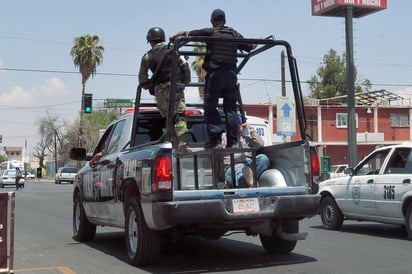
104,99,133,108
276,96,296,137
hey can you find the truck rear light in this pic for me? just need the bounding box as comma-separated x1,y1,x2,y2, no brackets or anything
124,108,135,114
310,148,320,193
185,109,203,116
152,156,172,191
311,151,320,177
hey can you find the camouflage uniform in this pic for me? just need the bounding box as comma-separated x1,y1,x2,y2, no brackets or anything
153,82,188,139
139,42,191,146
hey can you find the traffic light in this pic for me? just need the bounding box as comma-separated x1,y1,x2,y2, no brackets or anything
84,93,92,113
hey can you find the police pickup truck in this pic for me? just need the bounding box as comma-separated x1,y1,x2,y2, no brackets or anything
318,144,412,239
70,36,321,266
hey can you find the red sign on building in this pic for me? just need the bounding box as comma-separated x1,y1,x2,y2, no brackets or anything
312,0,387,18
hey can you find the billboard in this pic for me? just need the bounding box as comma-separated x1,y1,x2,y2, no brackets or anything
312,0,387,18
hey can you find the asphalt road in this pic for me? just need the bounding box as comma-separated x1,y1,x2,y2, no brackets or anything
1,181,411,274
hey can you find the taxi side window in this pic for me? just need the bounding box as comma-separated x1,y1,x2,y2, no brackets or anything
385,148,411,174
356,149,390,176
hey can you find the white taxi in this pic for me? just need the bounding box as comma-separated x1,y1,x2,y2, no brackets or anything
318,144,412,240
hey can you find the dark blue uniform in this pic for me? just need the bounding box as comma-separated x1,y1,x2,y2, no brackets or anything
188,26,254,147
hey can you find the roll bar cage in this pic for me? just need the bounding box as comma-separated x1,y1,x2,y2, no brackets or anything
131,36,307,147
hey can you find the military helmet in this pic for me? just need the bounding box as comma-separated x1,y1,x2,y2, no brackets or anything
146,27,165,42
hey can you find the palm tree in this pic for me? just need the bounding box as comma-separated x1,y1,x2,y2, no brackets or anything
191,42,207,101
70,34,104,147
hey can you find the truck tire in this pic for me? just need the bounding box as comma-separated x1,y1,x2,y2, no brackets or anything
405,203,412,240
125,198,161,266
320,196,344,230
259,219,298,254
73,193,96,241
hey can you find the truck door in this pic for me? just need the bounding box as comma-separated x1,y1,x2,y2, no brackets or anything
94,119,127,202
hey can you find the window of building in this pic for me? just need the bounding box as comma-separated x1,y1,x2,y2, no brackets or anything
390,113,409,127
336,113,358,128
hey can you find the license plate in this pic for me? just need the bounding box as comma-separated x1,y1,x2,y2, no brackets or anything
232,198,260,214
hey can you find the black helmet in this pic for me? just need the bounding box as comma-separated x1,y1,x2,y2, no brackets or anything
146,27,165,42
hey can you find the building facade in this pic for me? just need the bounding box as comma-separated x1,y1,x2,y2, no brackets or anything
244,90,411,166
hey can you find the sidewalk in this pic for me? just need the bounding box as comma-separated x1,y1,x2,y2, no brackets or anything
25,177,55,183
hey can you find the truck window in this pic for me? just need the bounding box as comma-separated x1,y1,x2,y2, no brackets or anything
93,125,114,156
186,123,208,144
134,117,165,146
106,120,126,154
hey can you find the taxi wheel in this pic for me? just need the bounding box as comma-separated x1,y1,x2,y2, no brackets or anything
405,203,412,240
320,196,344,230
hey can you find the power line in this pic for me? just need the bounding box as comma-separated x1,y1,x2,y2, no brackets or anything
1,67,412,87
0,67,136,77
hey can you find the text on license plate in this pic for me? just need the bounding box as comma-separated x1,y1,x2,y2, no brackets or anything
232,198,260,214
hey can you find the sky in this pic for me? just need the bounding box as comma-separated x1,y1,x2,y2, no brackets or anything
1,0,411,155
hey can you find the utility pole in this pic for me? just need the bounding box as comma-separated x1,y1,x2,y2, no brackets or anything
345,6,357,168
311,0,387,167
281,50,286,97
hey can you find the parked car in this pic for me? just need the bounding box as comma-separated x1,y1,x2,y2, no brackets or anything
24,172,36,180
318,144,412,240
0,169,25,188
330,164,348,178
55,167,78,184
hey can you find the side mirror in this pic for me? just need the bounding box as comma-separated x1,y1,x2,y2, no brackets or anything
70,148,87,160
344,167,354,176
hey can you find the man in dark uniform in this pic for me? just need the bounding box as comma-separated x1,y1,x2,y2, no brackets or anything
170,9,256,149
15,167,22,190
139,27,191,152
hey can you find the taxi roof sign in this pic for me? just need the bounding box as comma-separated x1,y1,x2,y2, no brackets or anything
312,0,387,18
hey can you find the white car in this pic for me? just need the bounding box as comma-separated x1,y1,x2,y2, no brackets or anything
330,164,348,178
55,167,78,184
318,144,412,240
24,172,36,180
0,169,25,188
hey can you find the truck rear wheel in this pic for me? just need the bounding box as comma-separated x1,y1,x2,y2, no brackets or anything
259,219,298,254
125,198,161,266
73,193,96,241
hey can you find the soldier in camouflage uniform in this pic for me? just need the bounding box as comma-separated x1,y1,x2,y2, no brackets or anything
139,27,191,152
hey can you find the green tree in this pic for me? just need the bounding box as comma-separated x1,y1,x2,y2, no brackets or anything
0,155,6,163
70,34,104,147
65,110,118,152
308,49,371,99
